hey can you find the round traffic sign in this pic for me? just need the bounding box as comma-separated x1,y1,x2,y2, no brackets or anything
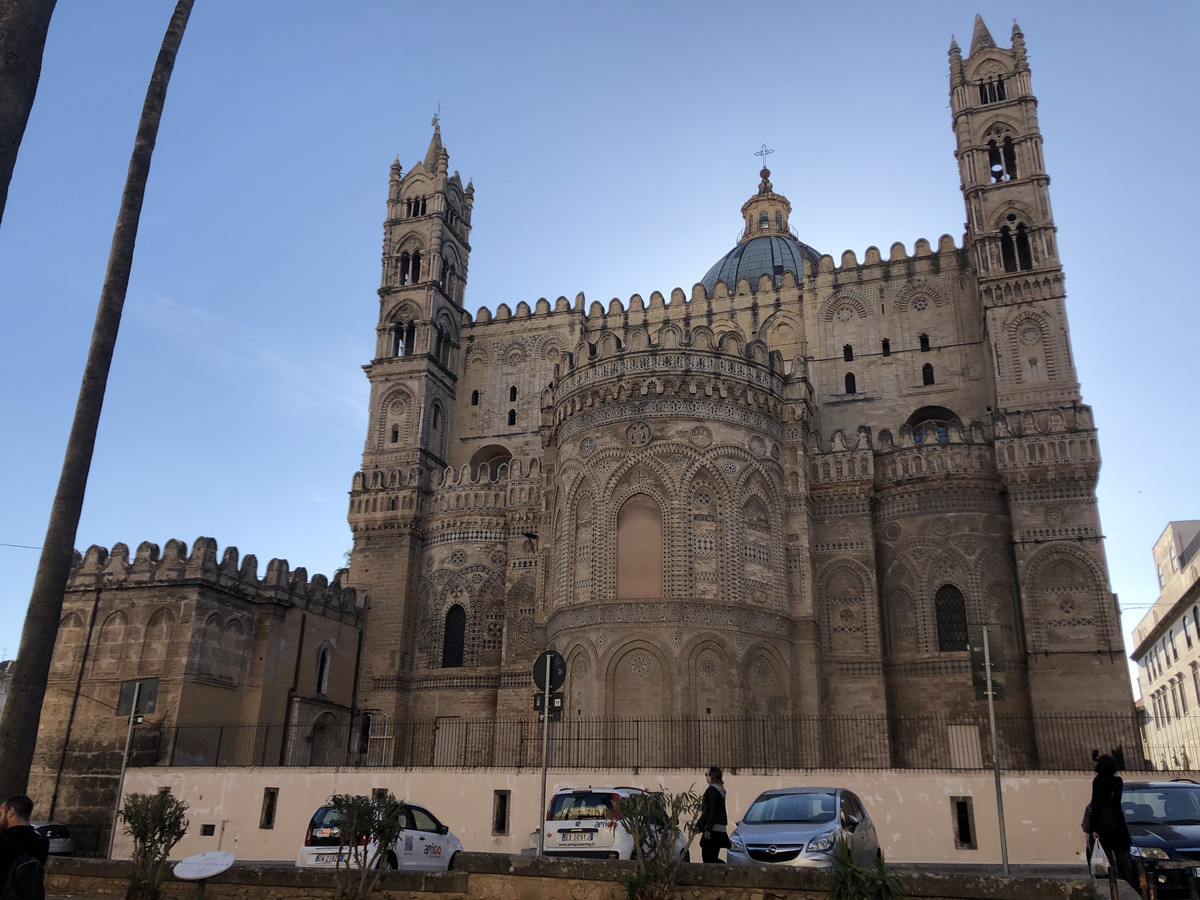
533,650,566,691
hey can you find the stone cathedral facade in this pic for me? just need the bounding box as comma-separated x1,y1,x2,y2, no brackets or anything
346,16,1135,766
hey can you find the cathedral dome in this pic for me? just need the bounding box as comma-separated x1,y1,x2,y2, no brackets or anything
700,234,821,295
700,166,821,294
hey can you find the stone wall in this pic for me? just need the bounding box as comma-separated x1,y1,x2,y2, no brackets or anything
45,854,1094,900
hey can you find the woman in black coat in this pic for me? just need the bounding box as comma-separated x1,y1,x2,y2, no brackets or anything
696,766,729,863
1090,754,1132,883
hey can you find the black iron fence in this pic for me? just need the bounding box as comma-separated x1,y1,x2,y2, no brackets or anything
131,713,1145,773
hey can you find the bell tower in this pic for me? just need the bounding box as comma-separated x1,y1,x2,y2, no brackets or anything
953,19,1131,718
951,16,1079,412
362,120,474,476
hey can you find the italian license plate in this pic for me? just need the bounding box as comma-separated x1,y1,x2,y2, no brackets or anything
314,853,345,864
562,832,594,842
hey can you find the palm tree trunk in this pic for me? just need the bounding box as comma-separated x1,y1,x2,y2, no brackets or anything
0,0,58,227
0,0,195,800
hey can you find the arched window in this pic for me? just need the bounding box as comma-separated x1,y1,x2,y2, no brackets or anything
509,386,517,402
431,405,441,429
420,197,427,216
922,363,935,385
390,425,399,444
844,372,856,395
1015,223,1032,270
843,344,853,362
471,390,479,406
507,409,516,426
881,338,891,357
935,585,968,652
316,646,331,695
442,605,466,667
759,211,768,231
1185,616,1193,649
919,333,931,352
1002,136,1017,179
411,250,422,283
617,493,663,599
775,211,782,230
399,253,411,285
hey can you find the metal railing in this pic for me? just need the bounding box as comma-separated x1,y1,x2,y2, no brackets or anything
131,713,1146,773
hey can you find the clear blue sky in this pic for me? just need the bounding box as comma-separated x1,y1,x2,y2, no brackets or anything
2,2,1196,695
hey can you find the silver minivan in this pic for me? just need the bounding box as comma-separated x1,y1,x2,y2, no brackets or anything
727,787,879,868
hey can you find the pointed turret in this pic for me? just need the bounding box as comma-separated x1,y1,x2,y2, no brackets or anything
949,35,964,86
1011,19,1028,70
970,14,996,56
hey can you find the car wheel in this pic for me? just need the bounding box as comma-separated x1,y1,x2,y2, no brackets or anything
447,852,459,871
377,852,398,871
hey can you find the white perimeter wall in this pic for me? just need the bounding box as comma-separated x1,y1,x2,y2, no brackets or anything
119,767,1094,866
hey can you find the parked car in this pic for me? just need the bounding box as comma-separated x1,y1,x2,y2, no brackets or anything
542,786,689,860
30,821,73,856
295,802,461,871
727,787,879,868
1098,780,1200,897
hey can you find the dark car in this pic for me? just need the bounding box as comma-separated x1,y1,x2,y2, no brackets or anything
1115,780,1200,896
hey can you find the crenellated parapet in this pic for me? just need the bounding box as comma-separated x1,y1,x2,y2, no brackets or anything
993,405,1100,484
67,538,361,615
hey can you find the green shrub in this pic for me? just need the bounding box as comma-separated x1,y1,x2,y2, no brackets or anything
326,792,407,900
830,837,904,900
117,792,188,900
614,788,701,900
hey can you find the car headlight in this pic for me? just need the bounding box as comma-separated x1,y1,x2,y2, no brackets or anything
807,832,837,852
1130,846,1169,860
730,835,744,852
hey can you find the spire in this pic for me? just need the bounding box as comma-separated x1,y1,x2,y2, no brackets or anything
423,118,443,171
1011,19,1028,70
949,35,964,86
969,14,996,56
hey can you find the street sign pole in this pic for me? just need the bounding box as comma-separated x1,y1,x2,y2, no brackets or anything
983,624,1009,875
108,679,141,859
538,652,551,858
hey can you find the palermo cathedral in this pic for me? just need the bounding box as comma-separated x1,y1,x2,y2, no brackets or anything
33,15,1138,843
348,16,1132,741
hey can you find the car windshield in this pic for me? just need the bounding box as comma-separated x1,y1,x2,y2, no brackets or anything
1123,787,1200,825
549,792,618,821
744,792,837,825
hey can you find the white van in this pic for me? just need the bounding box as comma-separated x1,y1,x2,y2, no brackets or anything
542,786,688,860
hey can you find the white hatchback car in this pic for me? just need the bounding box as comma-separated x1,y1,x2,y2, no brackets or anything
542,787,688,860
296,802,462,871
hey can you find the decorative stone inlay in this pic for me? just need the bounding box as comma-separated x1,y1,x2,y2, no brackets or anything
749,436,766,457
912,297,929,311
627,421,652,446
516,615,534,635
732,634,746,651
490,549,507,566
579,437,596,457
753,658,773,683
699,655,718,678
690,426,713,448
883,522,902,542
723,461,738,475
836,307,853,322
668,629,684,648
1059,597,1076,614
548,602,790,639
594,632,609,650
1054,562,1073,581
1020,325,1042,345
627,651,652,678
932,518,952,536
1044,506,1064,525
424,556,434,571
558,398,783,443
